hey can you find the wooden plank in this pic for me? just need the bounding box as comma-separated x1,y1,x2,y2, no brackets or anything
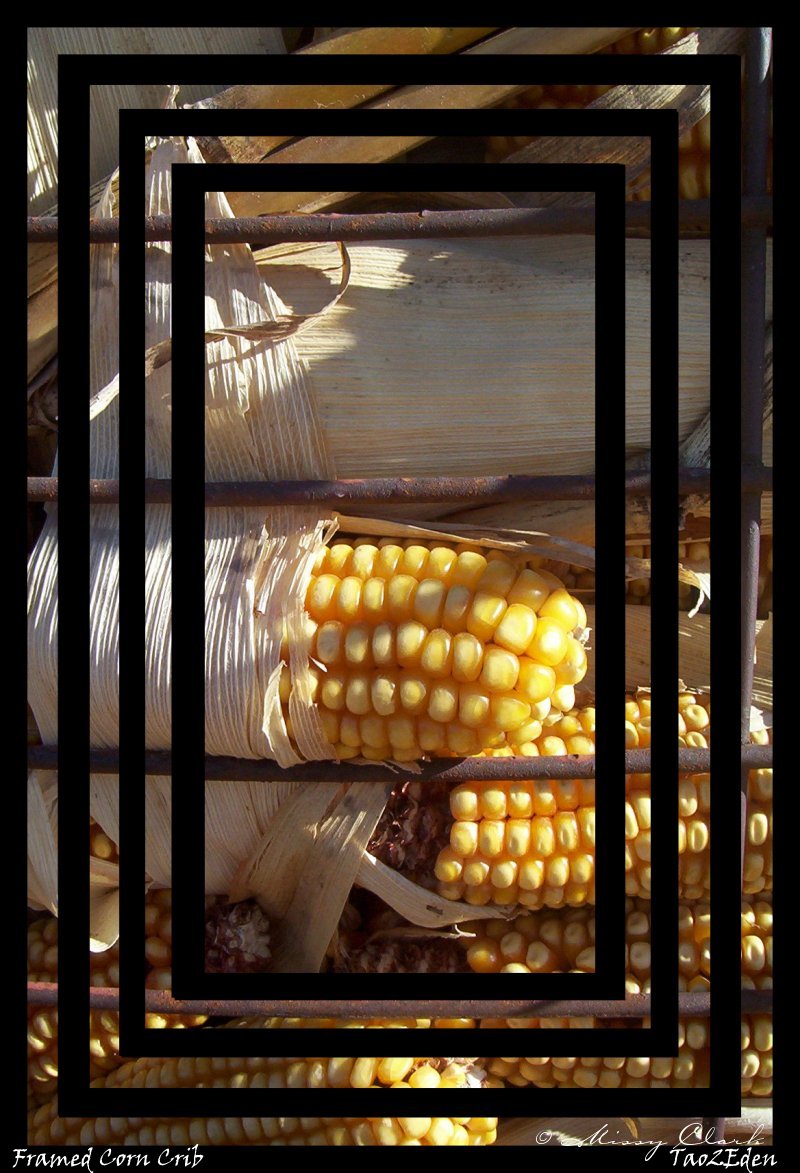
196,26,639,188
583,604,712,693
297,27,498,55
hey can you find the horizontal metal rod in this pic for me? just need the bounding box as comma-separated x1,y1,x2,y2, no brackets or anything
27,744,772,779
27,198,773,244
25,982,773,1019
26,467,773,506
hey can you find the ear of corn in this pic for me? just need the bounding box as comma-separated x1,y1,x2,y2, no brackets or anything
478,896,772,1094
462,897,711,992
428,693,772,908
487,1022,713,1088
29,1056,497,1147
298,540,588,762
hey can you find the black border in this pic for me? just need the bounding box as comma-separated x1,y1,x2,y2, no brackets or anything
167,155,625,1008
41,47,744,1133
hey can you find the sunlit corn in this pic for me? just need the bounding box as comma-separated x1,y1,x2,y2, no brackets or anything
28,1054,498,1146
432,694,771,906
299,541,588,761
27,890,205,1107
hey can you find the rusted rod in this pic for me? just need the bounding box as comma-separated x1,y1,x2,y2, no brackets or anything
26,467,772,506
25,983,773,1019
27,743,772,778
26,197,773,244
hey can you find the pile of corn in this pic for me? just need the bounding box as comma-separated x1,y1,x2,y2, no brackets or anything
29,886,772,1144
29,1053,499,1147
27,889,207,1107
429,692,772,908
477,896,772,1092
31,542,772,1139
296,540,588,761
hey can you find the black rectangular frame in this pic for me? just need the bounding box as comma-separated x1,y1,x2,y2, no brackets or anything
45,48,744,1129
169,155,625,1007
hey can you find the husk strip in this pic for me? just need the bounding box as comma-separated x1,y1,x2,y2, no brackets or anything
355,853,516,929
269,780,397,973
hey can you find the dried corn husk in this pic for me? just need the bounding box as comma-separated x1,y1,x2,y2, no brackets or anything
193,28,637,179
502,28,744,195
27,28,286,212
27,118,339,927
256,237,715,491
580,604,772,711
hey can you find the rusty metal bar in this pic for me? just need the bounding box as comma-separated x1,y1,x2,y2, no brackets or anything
27,743,772,778
26,466,772,506
26,198,773,245
25,982,773,1019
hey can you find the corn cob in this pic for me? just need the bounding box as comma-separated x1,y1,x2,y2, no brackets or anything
204,895,272,973
298,540,588,761
328,896,473,973
462,898,710,990
29,1056,498,1147
480,897,772,1094
27,917,130,1105
487,1026,712,1088
27,891,208,1106
429,693,772,907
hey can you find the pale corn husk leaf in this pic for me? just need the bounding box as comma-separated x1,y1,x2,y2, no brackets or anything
334,513,596,570
27,31,286,213
584,605,712,693
753,615,773,714
593,604,771,709
27,174,119,916
502,29,745,194
227,784,342,911
88,885,120,953
27,774,58,914
257,238,715,491
687,571,711,617
270,780,396,973
356,852,515,928
27,117,343,914
203,779,308,897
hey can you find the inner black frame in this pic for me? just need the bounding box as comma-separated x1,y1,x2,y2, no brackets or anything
47,49,744,1126
169,155,625,1008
